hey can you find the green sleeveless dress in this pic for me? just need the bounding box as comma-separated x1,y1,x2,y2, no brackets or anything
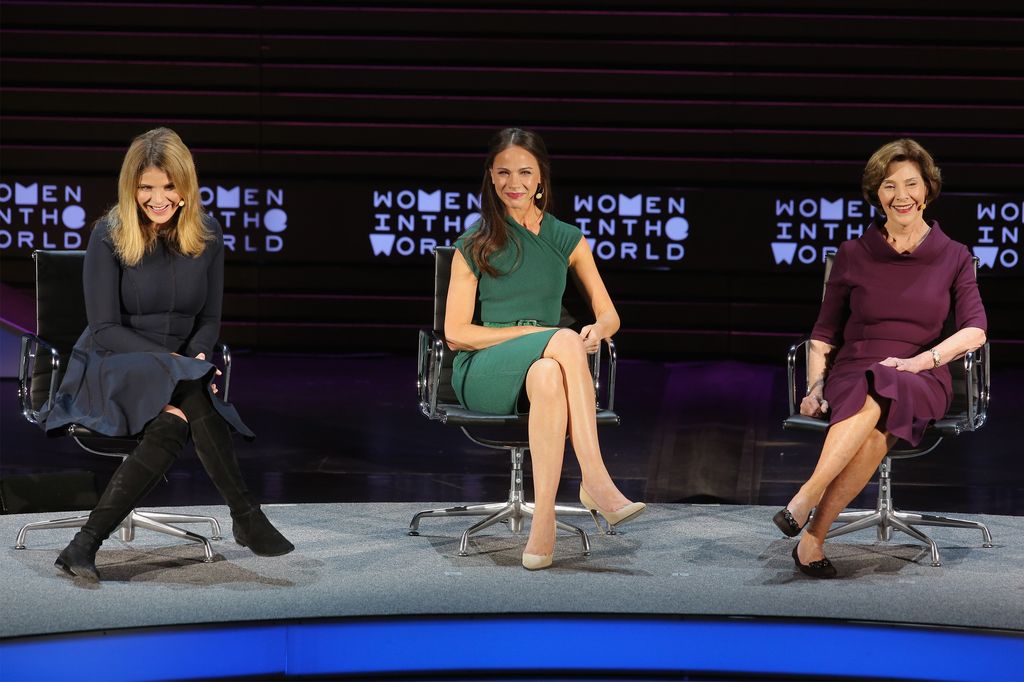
452,213,584,414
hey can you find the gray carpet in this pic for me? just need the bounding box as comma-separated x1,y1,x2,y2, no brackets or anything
2,503,1022,639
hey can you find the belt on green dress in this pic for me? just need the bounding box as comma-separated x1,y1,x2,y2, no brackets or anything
482,320,543,328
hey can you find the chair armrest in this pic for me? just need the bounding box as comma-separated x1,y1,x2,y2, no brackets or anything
586,338,618,411
213,342,232,402
786,337,812,417
603,337,618,412
417,329,431,408
417,330,447,420
19,333,60,426
964,342,990,431
783,413,830,432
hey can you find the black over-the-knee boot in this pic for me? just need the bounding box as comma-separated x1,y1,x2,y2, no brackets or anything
55,411,189,581
173,380,294,557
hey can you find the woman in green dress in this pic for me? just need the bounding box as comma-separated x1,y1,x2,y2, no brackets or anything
446,128,645,570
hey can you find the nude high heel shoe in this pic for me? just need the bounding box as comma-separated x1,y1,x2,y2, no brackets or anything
521,551,553,571
580,485,646,532
522,520,555,570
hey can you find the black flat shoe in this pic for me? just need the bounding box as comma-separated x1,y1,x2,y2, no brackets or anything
55,531,101,582
792,545,837,579
773,508,806,537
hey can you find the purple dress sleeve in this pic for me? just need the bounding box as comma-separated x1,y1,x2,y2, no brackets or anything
810,243,851,346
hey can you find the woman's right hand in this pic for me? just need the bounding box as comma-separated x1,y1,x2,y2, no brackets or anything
800,393,829,418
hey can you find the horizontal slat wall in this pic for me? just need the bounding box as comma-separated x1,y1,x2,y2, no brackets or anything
1,1,1021,359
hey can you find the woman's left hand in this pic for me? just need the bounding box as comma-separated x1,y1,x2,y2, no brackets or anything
194,352,223,394
879,353,929,374
579,324,603,354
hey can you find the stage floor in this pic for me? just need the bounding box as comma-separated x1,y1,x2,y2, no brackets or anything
3,502,1021,640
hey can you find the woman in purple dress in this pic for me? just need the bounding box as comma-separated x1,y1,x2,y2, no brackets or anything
772,139,987,578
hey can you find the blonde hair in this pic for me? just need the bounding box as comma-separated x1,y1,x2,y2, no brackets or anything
862,138,942,208
105,127,210,266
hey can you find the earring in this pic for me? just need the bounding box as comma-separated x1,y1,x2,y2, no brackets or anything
535,189,543,200
178,200,185,207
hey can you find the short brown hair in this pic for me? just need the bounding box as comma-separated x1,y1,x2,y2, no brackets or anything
861,138,942,208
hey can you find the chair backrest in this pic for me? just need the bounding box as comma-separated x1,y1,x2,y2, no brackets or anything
432,247,461,405
947,257,981,416
433,246,457,334
820,253,979,417
31,250,87,410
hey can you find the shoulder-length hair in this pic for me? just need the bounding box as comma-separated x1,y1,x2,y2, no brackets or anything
104,127,210,267
466,127,552,277
861,138,943,209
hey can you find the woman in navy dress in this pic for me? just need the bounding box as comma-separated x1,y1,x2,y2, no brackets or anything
44,128,293,581
772,139,987,577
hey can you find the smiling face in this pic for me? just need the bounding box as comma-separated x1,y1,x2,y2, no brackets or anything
489,145,541,214
136,166,182,227
877,160,928,230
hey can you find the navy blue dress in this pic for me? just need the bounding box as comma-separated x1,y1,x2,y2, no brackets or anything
41,216,253,439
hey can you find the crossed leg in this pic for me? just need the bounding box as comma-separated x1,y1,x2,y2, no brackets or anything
523,329,634,556
785,393,900,562
797,427,897,563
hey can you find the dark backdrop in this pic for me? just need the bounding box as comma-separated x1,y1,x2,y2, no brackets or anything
2,1,1021,361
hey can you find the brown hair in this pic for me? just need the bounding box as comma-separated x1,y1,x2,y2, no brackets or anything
465,128,552,277
105,127,211,266
861,138,942,208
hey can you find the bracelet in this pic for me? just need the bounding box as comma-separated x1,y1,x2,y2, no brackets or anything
930,349,941,368
805,378,824,397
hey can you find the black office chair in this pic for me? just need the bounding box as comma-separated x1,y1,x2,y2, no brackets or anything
14,250,230,562
410,246,622,557
783,254,992,566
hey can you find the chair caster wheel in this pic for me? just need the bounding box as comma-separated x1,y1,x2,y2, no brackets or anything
408,531,419,536
583,551,591,557
983,543,993,548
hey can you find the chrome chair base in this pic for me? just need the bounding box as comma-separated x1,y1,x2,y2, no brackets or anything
827,508,993,568
824,457,993,567
409,447,592,557
15,509,221,563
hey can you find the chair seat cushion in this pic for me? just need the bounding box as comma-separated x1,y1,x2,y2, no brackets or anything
782,414,830,432
65,424,142,455
439,404,620,428
785,412,974,438
932,414,972,436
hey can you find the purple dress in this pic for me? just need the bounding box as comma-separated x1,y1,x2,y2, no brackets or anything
811,221,986,446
